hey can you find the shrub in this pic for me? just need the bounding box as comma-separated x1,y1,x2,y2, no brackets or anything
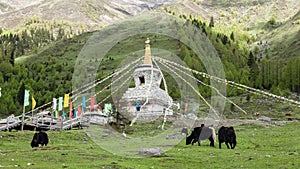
269,16,276,25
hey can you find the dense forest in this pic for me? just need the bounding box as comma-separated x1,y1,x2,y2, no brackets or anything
0,17,86,116
0,15,299,117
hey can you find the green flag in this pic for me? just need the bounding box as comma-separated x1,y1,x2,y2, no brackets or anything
24,90,30,106
55,110,58,118
58,97,63,111
104,103,112,115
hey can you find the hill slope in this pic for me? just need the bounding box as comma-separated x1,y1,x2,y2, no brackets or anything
162,0,300,63
0,0,178,29
264,11,300,59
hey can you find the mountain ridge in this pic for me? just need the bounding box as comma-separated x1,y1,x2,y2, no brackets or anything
0,0,178,29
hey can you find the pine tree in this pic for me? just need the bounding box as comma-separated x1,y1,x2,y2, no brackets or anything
247,51,259,86
17,82,26,106
221,35,228,45
230,32,235,41
247,51,255,68
9,46,15,66
209,16,214,27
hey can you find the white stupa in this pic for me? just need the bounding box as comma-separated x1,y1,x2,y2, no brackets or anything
119,38,173,115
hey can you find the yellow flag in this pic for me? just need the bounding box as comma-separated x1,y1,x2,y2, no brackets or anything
64,94,69,108
32,96,36,110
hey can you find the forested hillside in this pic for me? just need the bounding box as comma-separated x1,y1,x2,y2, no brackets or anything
164,2,300,93
0,17,89,116
164,0,300,94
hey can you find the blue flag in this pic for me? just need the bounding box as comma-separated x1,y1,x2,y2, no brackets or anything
82,96,86,108
62,111,66,120
74,110,77,118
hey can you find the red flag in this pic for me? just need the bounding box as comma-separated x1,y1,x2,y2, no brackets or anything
127,102,131,111
77,106,81,116
90,96,95,111
185,103,188,112
69,102,73,119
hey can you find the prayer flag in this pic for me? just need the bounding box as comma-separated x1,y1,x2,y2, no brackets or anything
62,111,66,120
58,97,63,111
105,104,112,116
32,96,36,110
52,98,57,110
82,96,86,108
24,90,30,106
55,110,58,118
177,103,180,110
69,102,73,119
74,110,77,118
185,103,188,112
127,102,131,111
64,94,69,108
77,106,82,116
90,96,95,111
192,103,197,112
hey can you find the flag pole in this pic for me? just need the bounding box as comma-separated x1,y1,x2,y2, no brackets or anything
21,105,25,131
60,110,63,131
31,103,33,118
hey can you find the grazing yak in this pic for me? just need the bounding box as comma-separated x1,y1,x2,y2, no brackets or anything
31,131,49,148
186,125,216,147
218,126,236,149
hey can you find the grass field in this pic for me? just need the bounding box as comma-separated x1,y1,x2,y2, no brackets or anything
0,121,299,169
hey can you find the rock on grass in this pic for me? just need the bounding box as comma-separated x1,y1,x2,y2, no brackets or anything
139,147,162,157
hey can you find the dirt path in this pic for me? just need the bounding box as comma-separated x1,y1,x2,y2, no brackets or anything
193,118,294,128
169,114,296,128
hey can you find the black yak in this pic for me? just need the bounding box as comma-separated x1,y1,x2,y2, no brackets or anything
31,131,49,148
186,125,216,147
218,126,236,149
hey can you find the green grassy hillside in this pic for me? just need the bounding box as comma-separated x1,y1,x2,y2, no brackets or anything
165,0,300,59
266,11,300,59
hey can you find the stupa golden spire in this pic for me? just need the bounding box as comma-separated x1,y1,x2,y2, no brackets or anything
143,38,152,64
